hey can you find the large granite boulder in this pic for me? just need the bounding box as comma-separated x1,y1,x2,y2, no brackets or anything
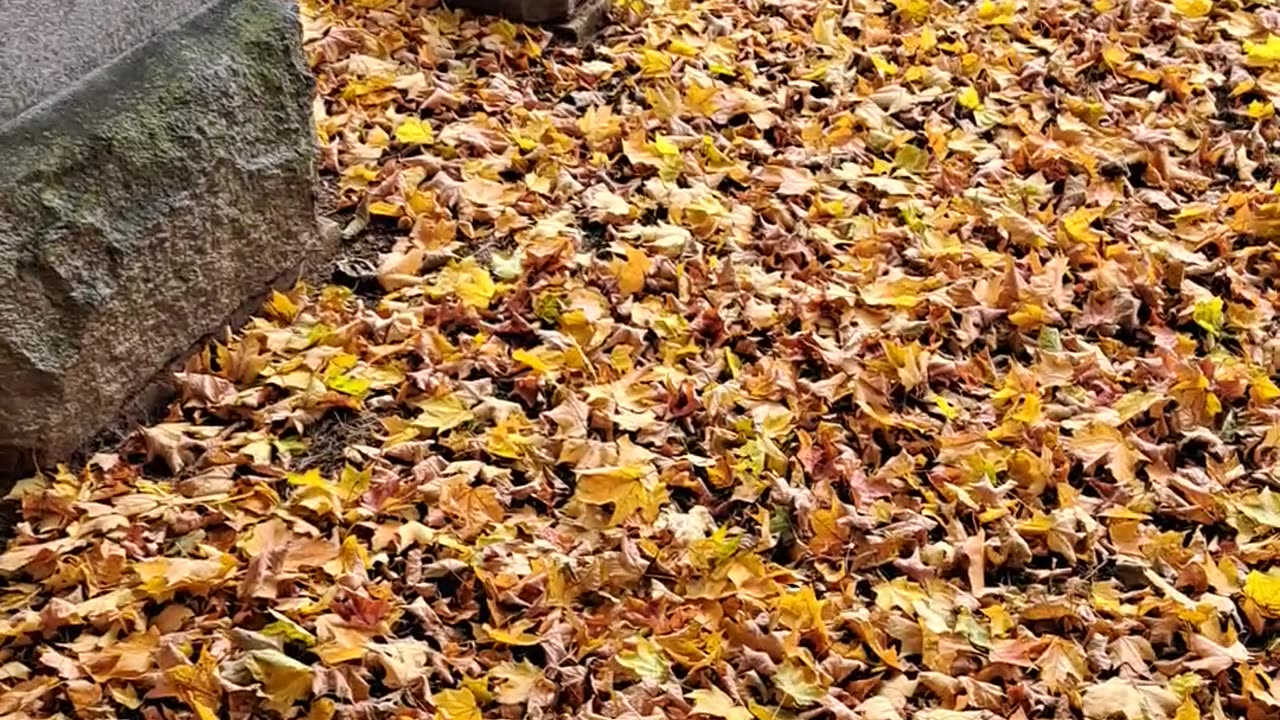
0,0,331,476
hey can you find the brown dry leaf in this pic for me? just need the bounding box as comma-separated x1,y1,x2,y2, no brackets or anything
1082,677,1180,720
1068,423,1140,485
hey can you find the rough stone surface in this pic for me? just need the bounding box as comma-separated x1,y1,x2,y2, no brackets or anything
448,0,579,23
0,0,208,123
0,0,330,475
549,0,608,43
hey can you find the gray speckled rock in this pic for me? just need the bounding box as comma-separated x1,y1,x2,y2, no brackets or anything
0,0,331,476
0,0,208,124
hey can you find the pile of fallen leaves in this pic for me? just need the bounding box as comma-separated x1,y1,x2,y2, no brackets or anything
4,0,1280,717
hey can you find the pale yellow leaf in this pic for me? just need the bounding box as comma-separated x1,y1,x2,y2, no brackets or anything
688,686,753,720
433,688,481,720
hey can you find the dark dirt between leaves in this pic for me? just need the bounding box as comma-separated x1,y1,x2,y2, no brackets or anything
292,409,385,477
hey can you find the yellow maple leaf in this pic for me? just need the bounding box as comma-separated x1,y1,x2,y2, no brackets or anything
617,637,668,682
307,699,336,720
982,604,1016,635
167,648,222,720
773,658,827,706
892,0,932,22
977,0,1016,24
434,688,481,720
312,625,372,665
882,340,928,390
490,660,543,704
860,275,927,308
264,290,299,321
485,414,534,460
574,440,665,524
515,346,566,375
244,650,313,714
613,243,651,295
1037,637,1087,693
1171,0,1211,17
1121,62,1164,84
892,145,929,174
341,73,394,100
1243,35,1280,67
776,586,826,633
413,395,474,432
574,465,652,524
957,86,983,111
870,54,898,76
286,468,340,518
482,620,543,646
1068,423,1138,485
1247,100,1275,120
1244,571,1280,617
367,200,401,217
639,48,673,77
668,38,699,57
81,628,160,683
134,555,238,599
1101,44,1128,67
688,686,753,720
395,117,434,145
1193,296,1224,335
430,259,497,309
874,576,930,613
578,104,623,148
1251,374,1280,403
1062,207,1104,244
653,134,680,156
337,464,370,503
439,479,504,538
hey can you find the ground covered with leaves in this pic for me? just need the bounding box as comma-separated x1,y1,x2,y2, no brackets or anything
4,0,1280,718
